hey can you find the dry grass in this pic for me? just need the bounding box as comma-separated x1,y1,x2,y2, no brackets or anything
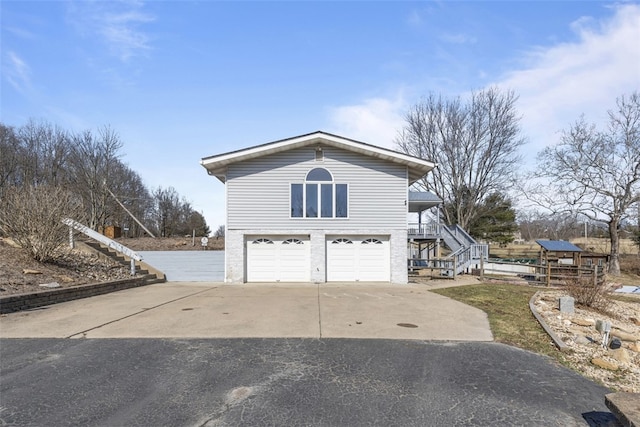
431,283,568,363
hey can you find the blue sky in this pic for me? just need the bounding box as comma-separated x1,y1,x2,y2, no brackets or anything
2,1,639,230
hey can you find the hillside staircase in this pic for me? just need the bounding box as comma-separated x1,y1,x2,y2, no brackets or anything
63,218,165,284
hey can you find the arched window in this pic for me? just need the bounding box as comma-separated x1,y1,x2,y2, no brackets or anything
306,168,333,181
291,168,348,218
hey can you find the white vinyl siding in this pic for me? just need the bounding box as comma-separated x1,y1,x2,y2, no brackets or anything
227,146,407,230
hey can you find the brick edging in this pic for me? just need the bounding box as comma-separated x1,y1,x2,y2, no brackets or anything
0,276,165,314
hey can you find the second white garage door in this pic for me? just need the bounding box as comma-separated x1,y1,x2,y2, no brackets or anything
326,236,390,282
246,236,310,282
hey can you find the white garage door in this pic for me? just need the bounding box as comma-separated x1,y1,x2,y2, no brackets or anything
326,236,390,282
246,236,310,282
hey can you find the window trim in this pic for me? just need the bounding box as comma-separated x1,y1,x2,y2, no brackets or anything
289,169,349,219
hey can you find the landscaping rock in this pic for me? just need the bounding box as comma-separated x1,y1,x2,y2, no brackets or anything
572,318,596,327
612,330,639,342
38,282,61,289
610,348,631,365
591,357,619,371
574,335,592,345
628,342,640,353
534,289,639,393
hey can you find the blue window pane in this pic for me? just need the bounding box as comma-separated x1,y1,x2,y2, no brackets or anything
336,184,348,217
291,184,303,217
306,184,318,217
306,168,332,181
321,184,333,217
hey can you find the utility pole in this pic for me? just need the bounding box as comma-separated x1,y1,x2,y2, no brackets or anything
104,183,156,238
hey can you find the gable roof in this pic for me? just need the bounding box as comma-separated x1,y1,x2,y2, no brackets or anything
201,131,436,184
536,240,583,252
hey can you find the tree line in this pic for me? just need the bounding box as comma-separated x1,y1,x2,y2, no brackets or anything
0,119,210,243
397,89,640,275
1,90,638,275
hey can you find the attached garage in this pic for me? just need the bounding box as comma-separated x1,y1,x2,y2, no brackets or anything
246,236,311,282
326,236,390,282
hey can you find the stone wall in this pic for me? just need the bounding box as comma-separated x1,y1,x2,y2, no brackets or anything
0,276,163,314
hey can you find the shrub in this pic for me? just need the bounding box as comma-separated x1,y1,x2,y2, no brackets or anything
564,277,612,313
0,184,82,262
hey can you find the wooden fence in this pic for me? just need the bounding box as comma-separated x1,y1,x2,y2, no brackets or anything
477,259,606,287
409,257,606,287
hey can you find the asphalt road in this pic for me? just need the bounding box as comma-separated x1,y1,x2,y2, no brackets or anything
0,338,617,426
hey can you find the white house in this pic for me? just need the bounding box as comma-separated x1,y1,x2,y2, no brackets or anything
200,131,436,284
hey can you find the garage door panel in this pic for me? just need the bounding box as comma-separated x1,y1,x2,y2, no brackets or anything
327,236,389,282
247,236,310,282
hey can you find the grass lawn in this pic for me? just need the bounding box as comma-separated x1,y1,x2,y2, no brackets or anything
431,283,569,365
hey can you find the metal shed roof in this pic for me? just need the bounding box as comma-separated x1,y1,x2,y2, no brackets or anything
535,240,583,252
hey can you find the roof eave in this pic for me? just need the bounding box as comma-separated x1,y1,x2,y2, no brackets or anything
201,131,436,181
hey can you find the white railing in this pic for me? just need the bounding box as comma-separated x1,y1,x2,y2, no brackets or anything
62,218,142,275
408,222,441,238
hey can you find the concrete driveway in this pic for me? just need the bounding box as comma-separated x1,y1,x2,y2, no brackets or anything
0,281,493,341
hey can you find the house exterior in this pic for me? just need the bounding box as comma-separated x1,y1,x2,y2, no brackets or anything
200,131,435,284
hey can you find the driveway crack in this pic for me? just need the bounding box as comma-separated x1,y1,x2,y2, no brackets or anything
65,287,218,339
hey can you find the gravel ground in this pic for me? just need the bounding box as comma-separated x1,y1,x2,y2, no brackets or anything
534,289,640,393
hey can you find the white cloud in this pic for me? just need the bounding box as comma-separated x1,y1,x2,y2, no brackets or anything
3,51,32,93
329,4,640,157
67,0,155,62
495,3,640,155
327,94,408,149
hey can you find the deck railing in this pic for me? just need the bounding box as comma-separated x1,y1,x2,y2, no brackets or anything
408,222,441,239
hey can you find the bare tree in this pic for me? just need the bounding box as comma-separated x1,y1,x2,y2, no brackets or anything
0,124,21,196
524,92,640,275
152,186,183,237
16,119,71,187
0,184,82,262
214,224,225,239
396,87,525,229
518,210,587,242
68,126,123,230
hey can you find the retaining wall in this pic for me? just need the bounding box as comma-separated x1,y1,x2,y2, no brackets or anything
0,276,164,314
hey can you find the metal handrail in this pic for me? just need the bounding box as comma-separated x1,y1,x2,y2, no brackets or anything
62,218,142,275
